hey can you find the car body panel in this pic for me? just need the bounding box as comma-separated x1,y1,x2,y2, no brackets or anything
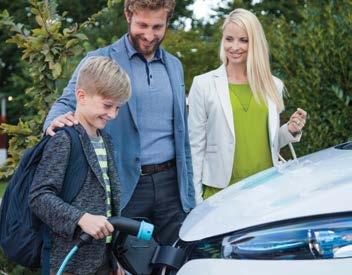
180,146,352,241
177,258,352,275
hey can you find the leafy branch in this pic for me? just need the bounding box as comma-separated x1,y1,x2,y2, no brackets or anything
0,0,87,177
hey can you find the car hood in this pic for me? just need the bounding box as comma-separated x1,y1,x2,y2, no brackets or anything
180,145,352,241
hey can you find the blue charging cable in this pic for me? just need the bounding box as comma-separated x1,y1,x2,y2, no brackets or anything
56,246,78,275
56,217,154,275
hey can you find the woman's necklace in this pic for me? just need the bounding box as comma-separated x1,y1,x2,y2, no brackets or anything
231,87,252,112
227,65,251,112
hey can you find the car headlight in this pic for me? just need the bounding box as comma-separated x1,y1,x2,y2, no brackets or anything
183,214,352,260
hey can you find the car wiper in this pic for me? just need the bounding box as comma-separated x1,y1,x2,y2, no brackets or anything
335,141,352,150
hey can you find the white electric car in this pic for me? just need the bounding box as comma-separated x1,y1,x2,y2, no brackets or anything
176,141,352,275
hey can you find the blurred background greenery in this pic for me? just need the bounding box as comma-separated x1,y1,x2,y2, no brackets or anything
0,0,351,273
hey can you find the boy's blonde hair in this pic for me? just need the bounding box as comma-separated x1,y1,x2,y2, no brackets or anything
77,56,131,103
220,8,284,112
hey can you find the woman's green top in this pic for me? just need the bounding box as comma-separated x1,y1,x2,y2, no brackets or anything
203,83,273,199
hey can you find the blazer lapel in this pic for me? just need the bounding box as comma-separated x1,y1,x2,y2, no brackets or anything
111,39,138,129
213,65,235,137
164,54,183,131
76,125,106,189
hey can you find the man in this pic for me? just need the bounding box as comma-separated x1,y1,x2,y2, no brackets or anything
44,0,195,245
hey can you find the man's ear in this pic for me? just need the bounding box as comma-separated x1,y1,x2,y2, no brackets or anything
124,10,132,24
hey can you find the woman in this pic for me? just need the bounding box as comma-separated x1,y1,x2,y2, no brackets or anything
188,8,307,204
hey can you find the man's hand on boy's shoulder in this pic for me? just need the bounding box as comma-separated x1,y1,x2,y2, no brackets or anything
46,111,79,136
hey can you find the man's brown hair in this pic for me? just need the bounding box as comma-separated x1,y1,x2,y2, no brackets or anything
124,0,176,21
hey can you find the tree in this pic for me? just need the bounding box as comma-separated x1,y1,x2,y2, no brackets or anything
263,1,352,155
0,0,108,125
163,25,221,91
0,0,88,177
215,0,305,23
0,0,34,125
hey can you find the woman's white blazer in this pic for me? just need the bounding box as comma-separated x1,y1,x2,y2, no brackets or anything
188,65,301,204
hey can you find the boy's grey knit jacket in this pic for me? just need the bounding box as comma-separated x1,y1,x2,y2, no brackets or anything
29,124,121,274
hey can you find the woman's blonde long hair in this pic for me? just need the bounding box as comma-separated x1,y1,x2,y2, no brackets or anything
220,8,284,112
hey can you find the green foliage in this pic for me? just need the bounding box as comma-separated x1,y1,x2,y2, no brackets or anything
80,0,126,50
216,0,306,23
263,1,352,155
163,25,221,90
0,0,34,125
0,0,109,125
57,0,108,23
0,0,87,177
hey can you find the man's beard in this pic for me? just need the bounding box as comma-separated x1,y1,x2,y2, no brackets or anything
129,29,165,58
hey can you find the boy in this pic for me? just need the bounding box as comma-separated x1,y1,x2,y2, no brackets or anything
29,56,131,274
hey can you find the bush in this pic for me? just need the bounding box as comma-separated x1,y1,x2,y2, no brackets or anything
263,1,352,156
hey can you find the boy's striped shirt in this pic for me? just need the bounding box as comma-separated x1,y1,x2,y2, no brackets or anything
90,135,113,243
